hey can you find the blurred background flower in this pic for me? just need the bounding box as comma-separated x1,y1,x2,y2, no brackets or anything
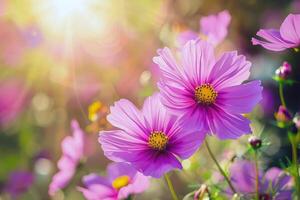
0,0,299,199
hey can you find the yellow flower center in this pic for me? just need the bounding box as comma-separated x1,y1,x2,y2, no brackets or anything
148,131,168,151
112,175,130,190
88,101,103,122
195,84,217,105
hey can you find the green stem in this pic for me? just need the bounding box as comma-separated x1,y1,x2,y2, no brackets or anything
164,173,179,200
204,140,237,194
254,151,260,200
279,82,286,107
289,134,300,197
278,80,299,197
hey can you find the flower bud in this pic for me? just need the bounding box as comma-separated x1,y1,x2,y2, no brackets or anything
275,61,292,80
259,194,271,200
248,136,262,150
274,105,292,123
293,112,300,129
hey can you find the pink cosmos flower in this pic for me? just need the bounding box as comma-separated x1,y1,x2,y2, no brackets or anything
0,0,7,16
155,40,262,139
78,162,149,200
0,20,26,67
49,120,87,196
178,10,231,46
0,79,27,126
228,160,292,199
99,93,205,178
5,171,34,199
252,14,300,51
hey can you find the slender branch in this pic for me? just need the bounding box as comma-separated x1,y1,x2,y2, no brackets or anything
204,139,237,194
290,134,300,197
254,151,260,200
164,173,179,200
279,82,286,107
278,81,300,198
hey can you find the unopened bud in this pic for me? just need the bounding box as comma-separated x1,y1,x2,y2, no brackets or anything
274,105,292,123
248,136,262,150
275,61,292,80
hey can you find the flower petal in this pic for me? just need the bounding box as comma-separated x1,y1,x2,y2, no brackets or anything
133,151,182,178
107,162,137,183
82,173,110,188
71,119,85,153
168,126,205,159
209,51,251,90
181,40,216,86
200,10,231,45
252,29,295,51
177,30,198,46
57,155,76,170
158,81,196,115
264,167,292,191
279,14,300,44
142,93,178,133
61,135,84,163
217,80,262,114
48,169,75,196
77,185,116,200
153,47,194,91
229,160,256,194
107,99,148,140
118,172,149,199
206,107,252,139
177,105,208,132
99,130,148,163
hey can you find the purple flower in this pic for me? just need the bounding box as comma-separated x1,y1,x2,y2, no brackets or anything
99,93,205,178
78,162,149,200
49,120,87,196
4,171,34,199
228,160,292,199
0,79,28,126
178,10,231,46
252,14,300,51
155,40,262,139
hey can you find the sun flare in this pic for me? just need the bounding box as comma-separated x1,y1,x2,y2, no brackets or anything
31,0,109,39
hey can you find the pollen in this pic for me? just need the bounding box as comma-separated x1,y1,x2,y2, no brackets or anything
148,131,168,151
195,83,217,105
112,175,130,190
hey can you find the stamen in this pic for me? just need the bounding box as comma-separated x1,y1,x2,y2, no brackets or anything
195,83,217,105
148,131,168,151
